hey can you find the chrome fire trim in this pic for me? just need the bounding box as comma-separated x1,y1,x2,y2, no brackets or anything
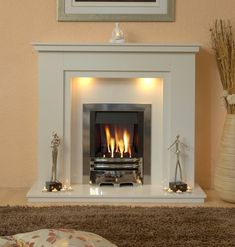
93,164,140,169
93,157,140,163
83,103,151,184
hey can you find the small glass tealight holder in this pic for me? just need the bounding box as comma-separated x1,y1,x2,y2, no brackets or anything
42,186,48,192
109,23,125,43
60,187,66,192
163,186,169,192
67,186,73,191
167,188,173,193
52,188,58,192
186,185,192,193
176,189,183,193
136,178,142,185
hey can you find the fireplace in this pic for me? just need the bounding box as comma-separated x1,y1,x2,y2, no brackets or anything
27,43,206,203
83,104,151,186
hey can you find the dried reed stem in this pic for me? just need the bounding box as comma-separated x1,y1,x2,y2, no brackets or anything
210,20,235,113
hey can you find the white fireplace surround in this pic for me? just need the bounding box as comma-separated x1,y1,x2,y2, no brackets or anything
27,43,206,203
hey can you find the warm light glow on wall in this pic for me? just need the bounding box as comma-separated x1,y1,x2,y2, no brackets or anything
138,78,163,90
143,78,155,86
73,77,94,87
72,77,163,92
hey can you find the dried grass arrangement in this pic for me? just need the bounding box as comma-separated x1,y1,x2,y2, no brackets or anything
210,20,235,114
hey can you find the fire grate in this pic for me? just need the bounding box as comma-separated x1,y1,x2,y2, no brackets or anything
90,157,143,186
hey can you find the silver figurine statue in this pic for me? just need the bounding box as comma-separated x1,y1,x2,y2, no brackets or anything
50,131,61,182
168,135,186,183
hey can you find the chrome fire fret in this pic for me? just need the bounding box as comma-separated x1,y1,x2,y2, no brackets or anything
90,157,143,186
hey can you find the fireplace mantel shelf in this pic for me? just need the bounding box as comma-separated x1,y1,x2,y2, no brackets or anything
32,43,200,53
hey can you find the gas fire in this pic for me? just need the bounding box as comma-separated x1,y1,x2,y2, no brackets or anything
104,125,132,158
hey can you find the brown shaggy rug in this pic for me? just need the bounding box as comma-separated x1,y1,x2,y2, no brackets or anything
0,206,234,247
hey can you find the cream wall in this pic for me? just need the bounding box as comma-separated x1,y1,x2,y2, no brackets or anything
0,0,234,188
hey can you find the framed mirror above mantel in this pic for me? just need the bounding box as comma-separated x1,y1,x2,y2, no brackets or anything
57,0,175,22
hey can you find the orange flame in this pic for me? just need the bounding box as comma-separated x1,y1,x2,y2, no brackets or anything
118,139,124,158
114,127,119,153
123,130,130,153
110,138,115,158
105,126,111,153
105,126,131,158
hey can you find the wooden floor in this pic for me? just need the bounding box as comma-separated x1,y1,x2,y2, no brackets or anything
0,188,235,207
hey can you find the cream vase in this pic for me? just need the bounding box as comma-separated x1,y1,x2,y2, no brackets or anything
215,114,235,203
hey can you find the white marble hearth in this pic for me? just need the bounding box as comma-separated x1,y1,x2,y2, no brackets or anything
27,184,206,203
27,42,206,203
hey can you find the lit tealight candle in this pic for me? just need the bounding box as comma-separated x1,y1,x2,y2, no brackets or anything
67,186,73,191
163,186,168,192
52,188,58,192
136,178,142,184
186,186,192,193
42,186,48,192
167,188,173,193
176,189,183,193
60,187,66,192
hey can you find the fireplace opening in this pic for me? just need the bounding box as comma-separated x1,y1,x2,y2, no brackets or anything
92,111,143,159
90,111,143,186
98,124,137,159
83,104,151,186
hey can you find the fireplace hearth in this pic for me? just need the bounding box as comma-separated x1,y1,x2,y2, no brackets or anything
27,43,206,203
